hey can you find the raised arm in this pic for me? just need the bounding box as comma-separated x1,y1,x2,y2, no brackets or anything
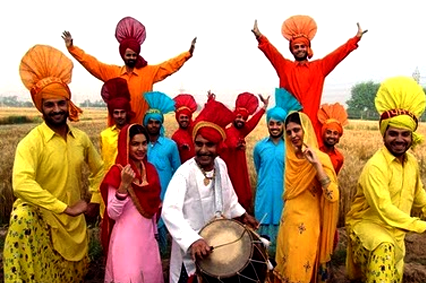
152,37,196,83
320,23,366,76
62,31,120,81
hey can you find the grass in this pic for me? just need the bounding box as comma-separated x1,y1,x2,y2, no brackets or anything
1,107,426,282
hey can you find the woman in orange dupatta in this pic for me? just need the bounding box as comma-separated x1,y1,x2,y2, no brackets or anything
100,123,163,283
274,112,339,283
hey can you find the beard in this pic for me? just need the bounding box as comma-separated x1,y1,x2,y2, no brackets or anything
125,59,137,68
43,111,68,127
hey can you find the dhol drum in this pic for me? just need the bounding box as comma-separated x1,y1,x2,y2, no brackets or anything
196,218,268,283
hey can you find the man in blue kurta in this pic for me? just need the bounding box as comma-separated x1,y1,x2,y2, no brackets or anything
143,91,181,256
253,106,287,256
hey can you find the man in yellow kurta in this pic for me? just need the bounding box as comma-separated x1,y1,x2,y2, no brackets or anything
3,45,104,283
346,76,426,283
61,16,196,125
99,77,134,216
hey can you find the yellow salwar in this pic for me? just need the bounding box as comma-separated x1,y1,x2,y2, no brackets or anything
274,113,339,283
348,231,400,282
99,125,120,216
3,203,89,283
346,147,426,282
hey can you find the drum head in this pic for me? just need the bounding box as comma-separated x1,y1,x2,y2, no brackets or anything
197,219,252,278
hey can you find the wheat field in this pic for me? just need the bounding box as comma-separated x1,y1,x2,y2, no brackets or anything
1,107,426,226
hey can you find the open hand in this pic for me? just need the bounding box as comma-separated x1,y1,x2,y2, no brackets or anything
61,31,73,48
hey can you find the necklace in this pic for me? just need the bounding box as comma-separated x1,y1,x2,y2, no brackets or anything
197,163,215,186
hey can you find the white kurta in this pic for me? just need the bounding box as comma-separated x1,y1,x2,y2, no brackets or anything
162,157,246,283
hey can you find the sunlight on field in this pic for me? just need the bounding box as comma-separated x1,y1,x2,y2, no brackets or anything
1,107,426,227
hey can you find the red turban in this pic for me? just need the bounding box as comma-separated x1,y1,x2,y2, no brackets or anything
234,92,259,120
174,94,197,122
192,98,234,144
115,17,148,68
101,78,135,125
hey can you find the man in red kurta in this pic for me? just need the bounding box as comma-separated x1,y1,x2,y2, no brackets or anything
318,103,348,175
220,92,269,211
62,17,196,126
171,94,197,163
252,16,366,146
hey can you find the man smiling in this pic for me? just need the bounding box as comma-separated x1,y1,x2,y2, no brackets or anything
346,76,426,282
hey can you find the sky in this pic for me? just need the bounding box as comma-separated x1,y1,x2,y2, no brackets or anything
1,0,425,108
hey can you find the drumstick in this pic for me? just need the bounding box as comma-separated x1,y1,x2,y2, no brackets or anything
256,213,268,230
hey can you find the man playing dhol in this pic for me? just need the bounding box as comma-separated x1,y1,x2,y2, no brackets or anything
162,97,258,283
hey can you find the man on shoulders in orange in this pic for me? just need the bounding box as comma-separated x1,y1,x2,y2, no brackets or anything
171,94,198,163
62,16,196,125
252,15,366,146
220,92,269,211
317,103,348,175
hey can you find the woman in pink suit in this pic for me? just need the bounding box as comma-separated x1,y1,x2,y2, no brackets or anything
101,123,163,283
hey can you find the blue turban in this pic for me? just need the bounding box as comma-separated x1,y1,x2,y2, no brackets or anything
143,91,175,136
267,106,287,122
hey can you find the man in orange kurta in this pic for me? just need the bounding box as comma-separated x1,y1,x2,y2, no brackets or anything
61,17,196,125
252,17,366,146
220,93,269,211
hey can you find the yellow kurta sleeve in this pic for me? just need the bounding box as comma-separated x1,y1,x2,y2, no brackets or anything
152,51,192,83
13,134,68,214
361,163,426,233
83,133,104,204
67,45,121,81
411,165,426,218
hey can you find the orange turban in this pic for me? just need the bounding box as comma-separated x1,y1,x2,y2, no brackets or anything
19,45,82,121
282,15,317,59
318,103,348,138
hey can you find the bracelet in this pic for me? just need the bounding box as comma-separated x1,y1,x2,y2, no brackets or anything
319,176,331,187
115,191,128,200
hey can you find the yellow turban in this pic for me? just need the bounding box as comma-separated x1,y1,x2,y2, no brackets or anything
375,76,426,146
19,45,82,121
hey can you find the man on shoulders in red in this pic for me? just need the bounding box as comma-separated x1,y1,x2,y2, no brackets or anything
171,94,197,164
318,103,348,175
252,15,366,145
220,92,269,211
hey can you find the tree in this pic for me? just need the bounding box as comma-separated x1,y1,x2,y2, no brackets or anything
346,81,380,120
